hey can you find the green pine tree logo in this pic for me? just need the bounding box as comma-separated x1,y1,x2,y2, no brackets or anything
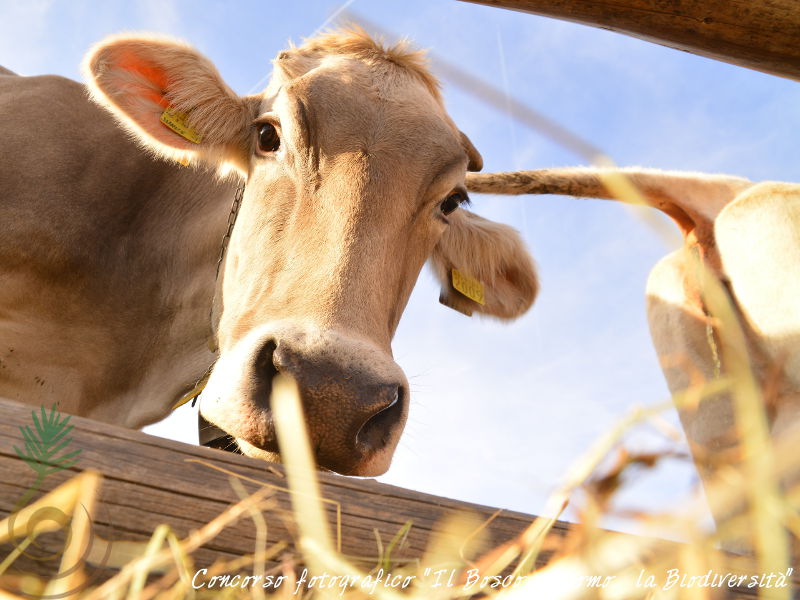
13,404,82,492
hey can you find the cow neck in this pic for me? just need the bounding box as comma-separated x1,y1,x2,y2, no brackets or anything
171,182,246,411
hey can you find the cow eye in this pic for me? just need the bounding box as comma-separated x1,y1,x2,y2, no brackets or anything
440,191,467,216
257,123,280,154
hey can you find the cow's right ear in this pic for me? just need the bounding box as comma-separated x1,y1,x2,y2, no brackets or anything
431,210,538,319
83,34,259,173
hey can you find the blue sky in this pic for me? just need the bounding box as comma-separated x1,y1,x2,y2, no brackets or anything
3,0,798,536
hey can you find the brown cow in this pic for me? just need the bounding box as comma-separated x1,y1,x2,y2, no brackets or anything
0,29,538,476
467,166,800,539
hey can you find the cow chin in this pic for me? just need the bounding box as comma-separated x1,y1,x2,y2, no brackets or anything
234,439,281,465
234,437,395,477
200,321,409,477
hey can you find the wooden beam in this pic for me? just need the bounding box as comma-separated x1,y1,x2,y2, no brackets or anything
0,398,785,597
0,397,567,589
458,0,800,81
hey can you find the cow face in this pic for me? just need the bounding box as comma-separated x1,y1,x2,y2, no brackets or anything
84,30,538,475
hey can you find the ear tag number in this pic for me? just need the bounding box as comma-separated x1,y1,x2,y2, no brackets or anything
160,107,203,144
451,268,485,305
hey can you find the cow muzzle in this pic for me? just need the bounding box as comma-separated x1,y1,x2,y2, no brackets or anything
200,324,409,476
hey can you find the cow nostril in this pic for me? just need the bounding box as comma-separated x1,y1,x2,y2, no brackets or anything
253,340,279,410
356,386,404,452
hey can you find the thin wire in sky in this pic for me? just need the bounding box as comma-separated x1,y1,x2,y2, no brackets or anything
496,26,520,170
246,0,359,95
341,9,679,249
495,24,530,240
310,0,358,38
341,9,606,163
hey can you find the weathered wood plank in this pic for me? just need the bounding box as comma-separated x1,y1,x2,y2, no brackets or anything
459,0,800,81
0,397,565,586
0,398,785,598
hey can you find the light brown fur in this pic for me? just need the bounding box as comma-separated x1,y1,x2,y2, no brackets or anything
0,72,231,427
2,29,537,477
279,27,442,104
469,167,800,544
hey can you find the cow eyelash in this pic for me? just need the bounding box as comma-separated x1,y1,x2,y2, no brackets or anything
439,190,470,217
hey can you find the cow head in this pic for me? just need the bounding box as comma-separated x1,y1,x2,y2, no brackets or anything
84,29,538,476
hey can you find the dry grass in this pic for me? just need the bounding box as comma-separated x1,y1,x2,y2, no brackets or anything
1,153,798,599
1,20,797,597
1,344,797,599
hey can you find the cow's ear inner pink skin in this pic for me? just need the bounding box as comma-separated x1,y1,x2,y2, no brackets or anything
83,34,258,173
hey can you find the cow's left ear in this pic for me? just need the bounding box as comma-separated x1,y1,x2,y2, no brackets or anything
430,210,538,319
83,34,259,172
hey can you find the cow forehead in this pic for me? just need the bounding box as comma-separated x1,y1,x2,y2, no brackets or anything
265,56,464,164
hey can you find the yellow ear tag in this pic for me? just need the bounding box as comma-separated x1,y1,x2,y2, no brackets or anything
451,268,485,305
160,107,203,144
